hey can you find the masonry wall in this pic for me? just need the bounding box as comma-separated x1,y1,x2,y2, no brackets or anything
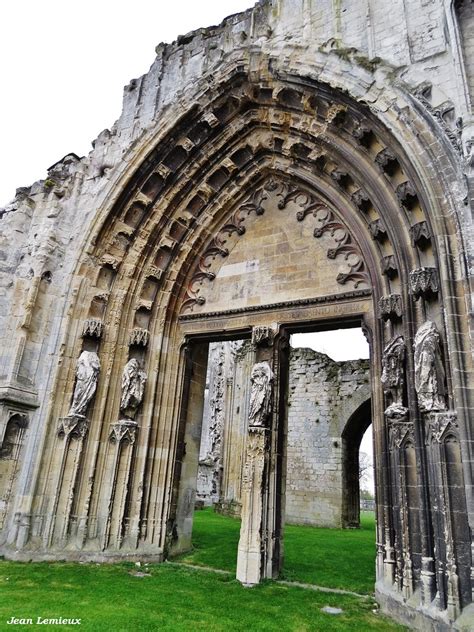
199,342,370,527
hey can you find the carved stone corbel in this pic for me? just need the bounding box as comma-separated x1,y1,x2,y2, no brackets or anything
378,294,403,321
410,221,431,248
57,415,89,440
129,327,150,347
409,267,439,301
109,420,138,444
81,318,104,339
251,326,275,348
381,255,398,279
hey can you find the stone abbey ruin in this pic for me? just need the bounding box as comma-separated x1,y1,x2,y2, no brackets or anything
0,1,473,629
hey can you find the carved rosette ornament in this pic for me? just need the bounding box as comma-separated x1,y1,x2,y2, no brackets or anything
414,321,447,412
248,362,274,428
378,294,403,321
251,326,275,348
409,267,439,301
120,359,147,420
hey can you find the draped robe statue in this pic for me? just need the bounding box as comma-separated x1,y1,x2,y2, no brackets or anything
248,362,273,428
381,335,406,412
120,358,147,420
414,321,447,412
68,351,100,417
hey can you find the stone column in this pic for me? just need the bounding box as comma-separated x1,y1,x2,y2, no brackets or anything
237,326,279,586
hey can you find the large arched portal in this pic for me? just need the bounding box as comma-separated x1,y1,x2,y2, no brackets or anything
0,59,472,631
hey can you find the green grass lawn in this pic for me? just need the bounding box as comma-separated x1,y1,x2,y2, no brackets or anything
0,560,405,631
0,511,404,630
178,508,376,594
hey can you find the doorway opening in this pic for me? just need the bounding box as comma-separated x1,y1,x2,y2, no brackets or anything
169,337,249,571
282,326,375,593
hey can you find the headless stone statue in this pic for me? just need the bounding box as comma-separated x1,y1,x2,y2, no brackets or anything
68,351,100,417
248,362,273,427
120,358,147,420
414,321,446,412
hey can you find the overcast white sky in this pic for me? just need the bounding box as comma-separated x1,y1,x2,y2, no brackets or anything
0,0,256,207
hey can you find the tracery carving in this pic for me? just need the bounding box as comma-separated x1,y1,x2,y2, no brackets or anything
109,420,138,444
414,321,447,412
248,362,274,428
410,267,439,300
67,351,100,418
57,415,89,439
425,412,458,445
120,359,147,420
388,420,415,450
378,294,403,321
181,177,371,312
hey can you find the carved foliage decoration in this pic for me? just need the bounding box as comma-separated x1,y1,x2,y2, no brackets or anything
248,362,274,428
410,267,439,300
275,180,370,288
129,327,150,347
68,351,100,418
378,294,403,321
120,359,147,420
251,326,275,348
181,180,277,312
414,321,447,413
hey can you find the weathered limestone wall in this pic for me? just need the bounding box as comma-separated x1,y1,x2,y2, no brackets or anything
199,342,370,527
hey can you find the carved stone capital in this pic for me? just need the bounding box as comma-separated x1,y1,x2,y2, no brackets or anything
425,411,458,445
109,420,139,444
129,327,150,347
251,326,275,348
378,294,403,321
410,267,439,300
82,318,103,339
58,415,89,440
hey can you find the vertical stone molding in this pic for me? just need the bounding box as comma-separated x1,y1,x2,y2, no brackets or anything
236,426,268,586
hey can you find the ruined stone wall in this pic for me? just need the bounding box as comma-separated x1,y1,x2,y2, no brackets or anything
285,348,370,527
200,342,370,527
